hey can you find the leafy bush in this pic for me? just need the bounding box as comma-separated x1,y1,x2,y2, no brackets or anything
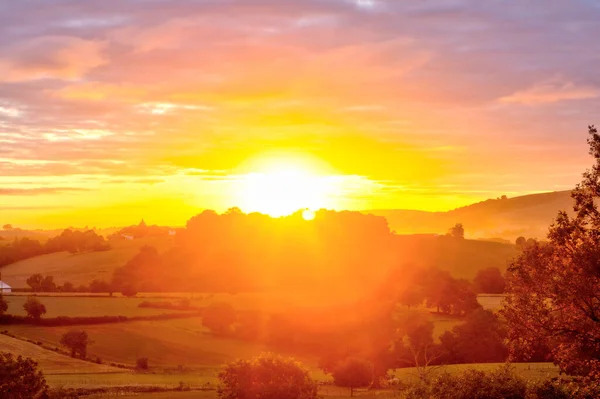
136,357,149,370
23,296,46,320
331,357,373,397
218,353,318,399
0,352,48,398
60,330,91,359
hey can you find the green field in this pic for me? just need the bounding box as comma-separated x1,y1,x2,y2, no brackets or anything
0,237,172,288
0,333,121,374
2,295,199,317
4,318,279,368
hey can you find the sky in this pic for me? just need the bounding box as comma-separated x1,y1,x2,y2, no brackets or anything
1,0,600,228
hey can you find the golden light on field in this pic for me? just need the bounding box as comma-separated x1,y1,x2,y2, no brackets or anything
236,155,337,217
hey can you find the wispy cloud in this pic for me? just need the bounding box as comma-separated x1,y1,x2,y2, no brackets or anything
500,78,600,105
0,187,91,196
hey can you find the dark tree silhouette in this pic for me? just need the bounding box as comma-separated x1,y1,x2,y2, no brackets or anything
503,125,600,379
60,330,91,359
23,297,46,320
473,267,506,294
218,353,317,399
0,295,7,315
447,223,465,239
0,352,48,398
331,357,373,397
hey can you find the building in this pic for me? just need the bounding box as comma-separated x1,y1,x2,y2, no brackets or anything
0,280,11,294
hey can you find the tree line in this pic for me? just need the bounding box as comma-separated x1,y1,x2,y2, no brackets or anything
0,229,109,268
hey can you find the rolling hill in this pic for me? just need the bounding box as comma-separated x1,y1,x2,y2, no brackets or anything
369,190,574,240
0,237,173,289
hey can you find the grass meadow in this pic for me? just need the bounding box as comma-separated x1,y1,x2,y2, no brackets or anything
0,237,172,288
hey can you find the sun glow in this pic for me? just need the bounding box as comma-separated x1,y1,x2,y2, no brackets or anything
236,158,337,217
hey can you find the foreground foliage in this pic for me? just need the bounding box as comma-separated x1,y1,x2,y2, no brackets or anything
399,364,597,399
217,352,318,399
503,126,600,379
0,352,48,398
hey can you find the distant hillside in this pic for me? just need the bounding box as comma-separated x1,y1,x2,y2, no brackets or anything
0,237,173,289
369,190,574,240
391,235,518,279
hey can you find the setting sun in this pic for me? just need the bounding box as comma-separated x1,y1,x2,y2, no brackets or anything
237,164,334,217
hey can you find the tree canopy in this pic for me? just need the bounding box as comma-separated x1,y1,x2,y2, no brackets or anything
503,125,600,379
217,353,318,399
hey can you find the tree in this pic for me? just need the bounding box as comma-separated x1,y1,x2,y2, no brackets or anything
2,224,12,230
473,267,506,294
398,286,424,309
217,353,318,399
0,295,7,315
515,236,526,249
202,302,237,336
61,281,75,292
0,352,48,398
121,285,137,297
447,223,464,239
502,125,600,379
331,357,373,397
26,273,43,292
60,330,91,359
136,357,149,370
40,275,56,292
395,311,443,381
23,297,46,320
440,309,507,364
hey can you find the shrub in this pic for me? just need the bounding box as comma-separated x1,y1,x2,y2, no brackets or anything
23,297,46,320
0,295,7,315
136,357,149,370
60,330,91,359
0,352,48,398
331,357,373,397
218,353,318,399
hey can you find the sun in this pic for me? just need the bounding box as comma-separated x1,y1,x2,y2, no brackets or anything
235,156,336,217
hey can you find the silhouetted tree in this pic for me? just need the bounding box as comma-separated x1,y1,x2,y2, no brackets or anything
40,275,56,292
331,357,373,397
2,224,11,230
473,267,506,294
503,125,600,379
23,297,46,320
61,281,75,292
136,357,149,370
26,273,43,292
60,330,91,359
447,223,465,239
218,353,318,399
440,309,507,364
0,352,48,398
121,285,137,297
0,295,7,315
515,236,526,249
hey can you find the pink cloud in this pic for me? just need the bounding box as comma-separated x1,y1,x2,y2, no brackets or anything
499,79,599,105
0,36,107,82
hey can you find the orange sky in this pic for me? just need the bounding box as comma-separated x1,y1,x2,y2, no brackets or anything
1,0,598,228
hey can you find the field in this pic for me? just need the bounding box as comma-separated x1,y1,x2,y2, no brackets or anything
0,237,172,288
0,291,519,397
0,332,120,374
3,295,200,317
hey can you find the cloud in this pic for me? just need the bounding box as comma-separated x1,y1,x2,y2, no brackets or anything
500,79,600,105
0,36,107,82
0,187,91,196
1,0,600,223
